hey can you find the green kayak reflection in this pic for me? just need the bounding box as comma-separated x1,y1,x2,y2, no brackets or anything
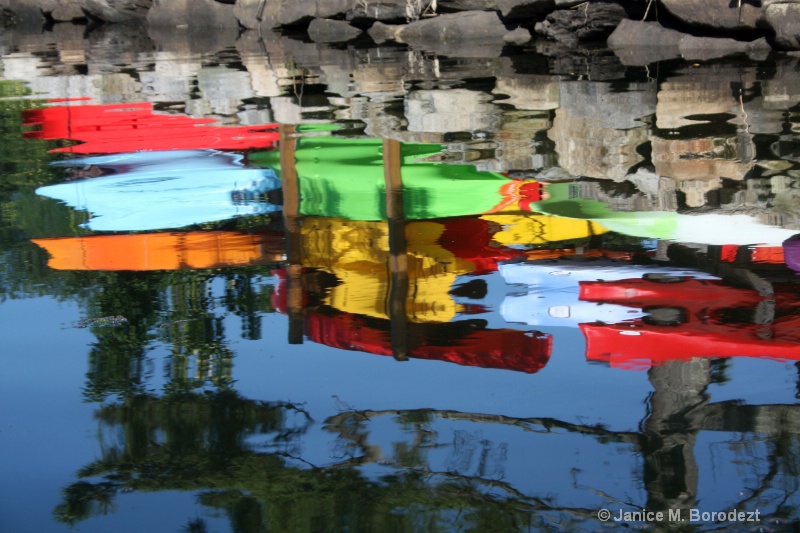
248,135,797,245
36,150,282,232
248,137,541,220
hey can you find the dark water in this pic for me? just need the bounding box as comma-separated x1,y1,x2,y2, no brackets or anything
2,22,800,533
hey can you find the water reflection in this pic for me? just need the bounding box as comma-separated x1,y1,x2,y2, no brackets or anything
249,136,534,221
3,24,800,532
55,391,313,527
22,101,280,154
37,150,282,231
32,231,285,271
500,260,718,328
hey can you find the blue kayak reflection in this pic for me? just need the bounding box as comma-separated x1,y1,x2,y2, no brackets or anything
36,150,282,232
499,259,720,328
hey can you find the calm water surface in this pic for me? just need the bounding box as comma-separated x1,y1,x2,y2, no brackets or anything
2,22,800,533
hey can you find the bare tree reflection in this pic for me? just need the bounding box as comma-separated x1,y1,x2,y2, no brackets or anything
324,359,800,529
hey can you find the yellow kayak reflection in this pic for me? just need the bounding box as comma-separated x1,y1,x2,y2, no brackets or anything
300,217,525,322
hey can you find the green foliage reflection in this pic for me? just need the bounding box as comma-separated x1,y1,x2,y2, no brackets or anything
0,81,92,301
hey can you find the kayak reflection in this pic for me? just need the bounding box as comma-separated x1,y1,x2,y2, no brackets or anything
22,100,280,154
580,275,800,368
501,256,800,369
36,150,282,231
28,133,800,374
249,136,545,221
270,216,552,372
500,259,719,328
32,230,285,271
533,181,800,246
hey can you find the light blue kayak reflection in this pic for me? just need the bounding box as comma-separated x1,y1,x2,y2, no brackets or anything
37,150,282,232
499,260,718,328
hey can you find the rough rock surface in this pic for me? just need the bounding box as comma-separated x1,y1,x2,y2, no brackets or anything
438,0,500,11
396,10,508,44
368,21,402,43
535,2,627,44
762,1,800,50
80,0,151,22
609,19,766,65
307,17,363,43
7,0,98,24
147,0,238,29
607,19,684,64
346,1,407,25
248,0,353,29
51,1,83,20
495,0,554,20
660,0,761,33
678,35,749,61
1,0,795,56
1,5,17,26
504,27,532,45
232,0,264,30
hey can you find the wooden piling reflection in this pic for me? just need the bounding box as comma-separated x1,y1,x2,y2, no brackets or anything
384,139,410,361
280,124,304,344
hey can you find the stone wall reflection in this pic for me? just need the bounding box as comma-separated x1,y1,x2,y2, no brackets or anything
4,25,800,224
550,80,655,181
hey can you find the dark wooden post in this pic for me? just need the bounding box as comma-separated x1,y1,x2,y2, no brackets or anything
281,124,304,344
384,139,409,361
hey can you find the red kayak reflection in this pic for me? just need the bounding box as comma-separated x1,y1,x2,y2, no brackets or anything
304,310,551,374
579,276,800,369
22,100,279,154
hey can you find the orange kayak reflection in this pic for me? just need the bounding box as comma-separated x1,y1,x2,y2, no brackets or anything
32,231,285,271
